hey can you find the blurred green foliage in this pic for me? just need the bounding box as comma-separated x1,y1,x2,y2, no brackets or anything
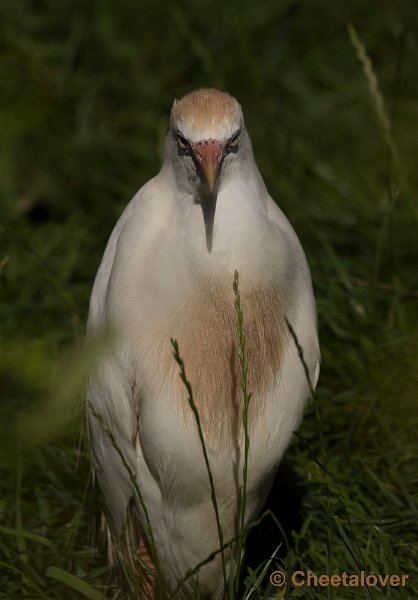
1,0,417,598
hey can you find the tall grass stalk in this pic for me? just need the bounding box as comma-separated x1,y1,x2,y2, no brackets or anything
171,339,228,595
169,510,276,599
284,317,315,399
347,24,403,192
232,271,252,593
243,543,281,600
347,23,413,289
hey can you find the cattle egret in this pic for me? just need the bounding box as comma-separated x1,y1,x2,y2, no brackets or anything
87,88,320,599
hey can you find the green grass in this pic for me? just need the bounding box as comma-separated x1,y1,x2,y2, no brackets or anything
1,0,418,598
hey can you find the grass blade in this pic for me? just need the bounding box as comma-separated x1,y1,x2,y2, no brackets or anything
233,270,252,593
46,566,106,600
0,526,56,550
171,339,227,594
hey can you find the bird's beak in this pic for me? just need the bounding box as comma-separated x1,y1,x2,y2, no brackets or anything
192,140,225,193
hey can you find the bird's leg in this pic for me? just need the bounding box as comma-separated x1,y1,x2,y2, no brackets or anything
137,539,156,599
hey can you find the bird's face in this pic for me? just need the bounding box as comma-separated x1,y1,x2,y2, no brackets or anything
173,129,240,193
168,88,245,196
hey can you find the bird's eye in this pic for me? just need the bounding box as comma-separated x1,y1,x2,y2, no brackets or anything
227,131,240,153
176,134,190,153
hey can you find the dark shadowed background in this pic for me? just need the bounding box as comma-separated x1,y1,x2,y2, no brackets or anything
1,1,417,598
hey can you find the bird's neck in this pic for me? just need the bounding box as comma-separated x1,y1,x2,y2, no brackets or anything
162,164,279,291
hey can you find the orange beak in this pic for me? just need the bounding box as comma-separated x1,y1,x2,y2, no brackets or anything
192,139,225,193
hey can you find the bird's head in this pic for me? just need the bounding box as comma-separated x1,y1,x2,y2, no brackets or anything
167,88,246,196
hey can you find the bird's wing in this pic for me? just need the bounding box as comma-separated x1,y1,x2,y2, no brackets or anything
86,179,158,552
87,184,145,337
88,355,138,538
266,195,320,392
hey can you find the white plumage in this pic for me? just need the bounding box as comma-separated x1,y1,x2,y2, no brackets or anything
87,88,319,599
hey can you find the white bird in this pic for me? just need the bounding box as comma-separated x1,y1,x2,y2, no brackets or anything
87,88,320,599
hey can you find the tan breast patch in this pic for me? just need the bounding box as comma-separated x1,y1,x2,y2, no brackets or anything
156,285,286,444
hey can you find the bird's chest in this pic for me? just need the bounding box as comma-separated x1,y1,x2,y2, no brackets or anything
135,285,286,447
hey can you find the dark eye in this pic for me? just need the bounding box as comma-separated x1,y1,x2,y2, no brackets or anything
227,131,240,153
176,134,190,154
